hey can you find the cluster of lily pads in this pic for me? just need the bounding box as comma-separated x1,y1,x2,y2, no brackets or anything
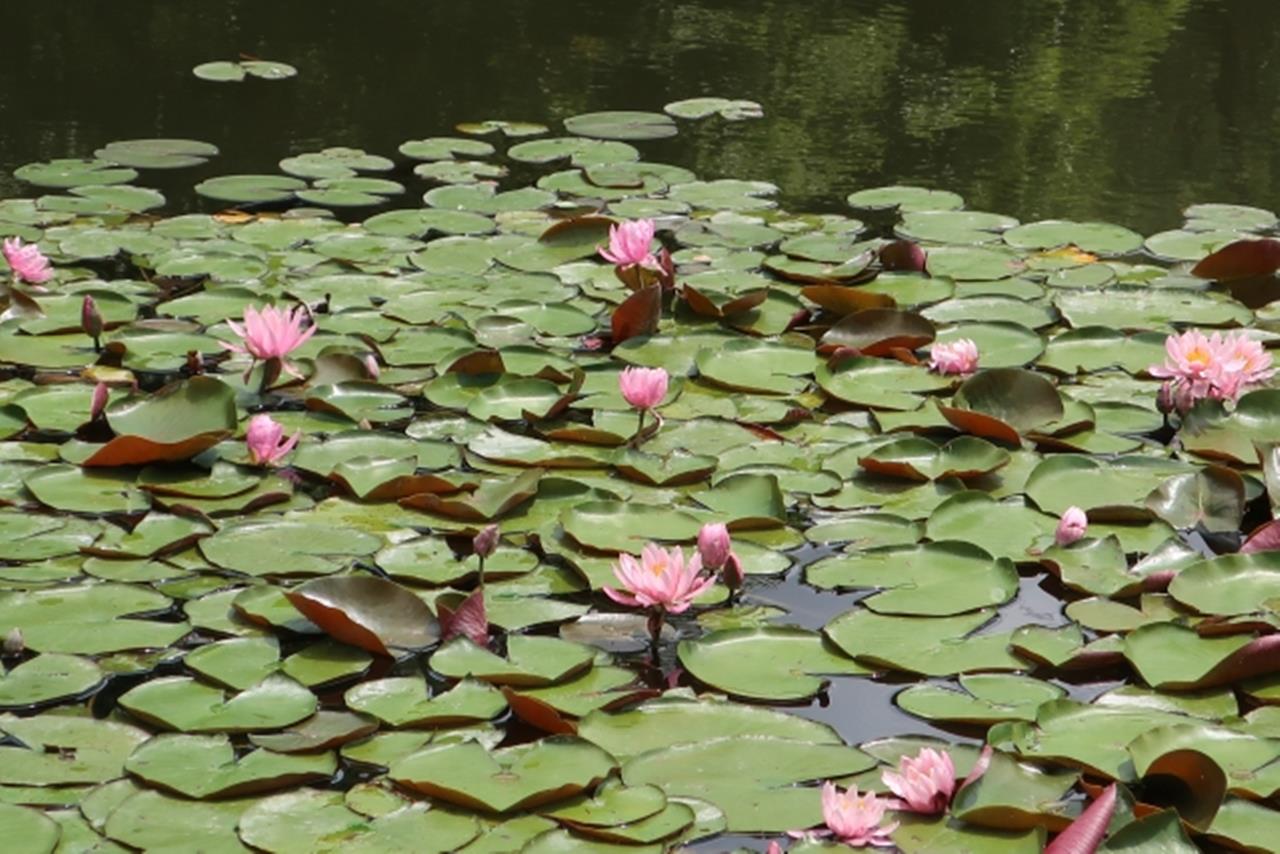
2,97,1280,853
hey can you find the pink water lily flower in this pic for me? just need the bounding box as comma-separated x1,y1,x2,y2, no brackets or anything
221,304,316,380
928,338,979,376
1149,328,1221,391
604,543,714,615
1055,506,1088,547
619,366,668,410
600,219,660,269
245,414,301,466
820,783,898,848
3,237,53,284
881,747,956,814
1215,330,1274,394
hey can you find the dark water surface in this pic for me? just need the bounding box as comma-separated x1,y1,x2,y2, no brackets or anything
4,0,1280,232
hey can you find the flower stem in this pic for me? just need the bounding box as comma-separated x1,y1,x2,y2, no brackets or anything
646,609,663,650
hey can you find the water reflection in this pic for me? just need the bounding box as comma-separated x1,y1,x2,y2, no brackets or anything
3,1,1280,232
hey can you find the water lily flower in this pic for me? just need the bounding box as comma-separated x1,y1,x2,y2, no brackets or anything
1149,328,1221,391
619,366,669,445
765,842,784,854
697,523,732,570
1217,331,1275,387
245,414,300,466
604,543,715,644
81,295,103,351
881,747,955,814
1055,506,1088,547
89,382,109,421
928,338,979,376
600,219,660,269
619,366,668,410
818,783,898,848
3,237,52,284
605,543,713,615
1148,328,1272,410
221,304,316,385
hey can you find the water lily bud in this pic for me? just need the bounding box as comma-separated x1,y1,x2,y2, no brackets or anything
722,551,745,591
3,627,23,655
362,353,381,380
1055,506,1088,547
89,382,109,421
81,295,103,342
697,522,732,570
473,524,500,559
1156,380,1177,415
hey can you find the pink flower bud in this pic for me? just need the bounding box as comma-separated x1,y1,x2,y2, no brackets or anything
362,353,380,380
473,524,500,559
722,551,744,590
1055,506,1088,546
697,522,732,570
89,382,109,421
81,295,103,340
618,366,668,410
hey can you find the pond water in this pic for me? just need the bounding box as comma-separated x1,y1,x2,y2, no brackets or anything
6,0,1280,233
3,1,1280,852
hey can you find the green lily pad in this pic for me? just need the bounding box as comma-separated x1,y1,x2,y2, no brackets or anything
808,541,1019,615
677,626,867,701
118,673,317,733
124,733,335,798
430,636,593,687
391,736,616,813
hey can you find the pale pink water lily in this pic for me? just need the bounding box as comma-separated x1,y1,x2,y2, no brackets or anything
1217,331,1275,386
619,366,668,410
1149,328,1222,390
604,543,714,616
697,522,732,570
1055,506,1088,547
881,747,956,814
765,842,784,854
600,219,660,269
1149,328,1272,410
928,338,979,376
221,304,316,382
619,366,669,446
818,782,898,848
3,237,53,284
245,414,301,466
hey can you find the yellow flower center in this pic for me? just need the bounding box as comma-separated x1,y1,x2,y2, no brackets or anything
1186,346,1212,367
